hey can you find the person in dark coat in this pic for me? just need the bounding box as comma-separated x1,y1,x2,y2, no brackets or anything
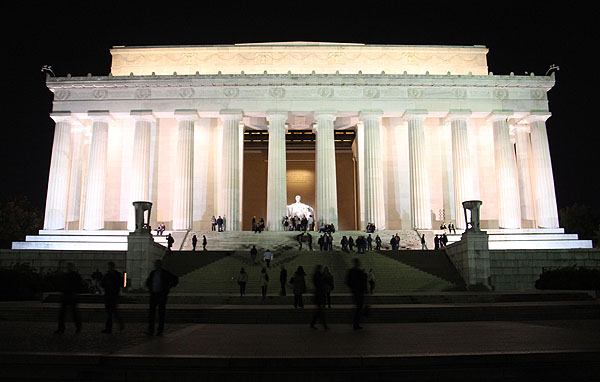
166,233,175,250
101,261,124,333
307,232,313,251
202,235,207,251
145,259,179,336
250,245,258,265
217,216,224,232
55,262,83,334
434,234,440,250
323,266,334,308
279,265,288,296
191,234,197,251
310,265,328,330
346,258,367,330
291,266,306,308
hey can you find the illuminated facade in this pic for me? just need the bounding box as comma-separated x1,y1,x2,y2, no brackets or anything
21,42,591,250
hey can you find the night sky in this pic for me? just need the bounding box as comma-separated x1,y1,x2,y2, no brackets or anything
3,2,598,216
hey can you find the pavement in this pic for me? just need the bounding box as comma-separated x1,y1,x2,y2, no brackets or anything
1,320,599,356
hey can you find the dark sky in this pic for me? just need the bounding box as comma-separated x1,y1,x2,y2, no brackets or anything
3,2,598,216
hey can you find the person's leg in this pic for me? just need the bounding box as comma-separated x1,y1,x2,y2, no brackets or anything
104,301,113,332
72,303,81,332
327,292,331,308
294,294,298,308
56,302,66,333
353,293,364,329
239,282,243,297
299,294,304,308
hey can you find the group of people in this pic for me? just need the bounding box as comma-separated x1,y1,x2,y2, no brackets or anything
389,233,404,250
251,216,265,233
340,234,382,253
365,222,376,233
190,234,207,251
155,223,166,236
434,233,449,249
440,222,457,234
317,223,336,234
54,259,178,336
283,215,313,231
210,216,225,232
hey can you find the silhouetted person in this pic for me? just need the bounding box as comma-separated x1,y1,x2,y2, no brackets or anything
375,235,382,250
145,259,179,336
237,267,247,296
202,235,207,251
264,249,273,268
217,216,224,232
434,234,440,250
55,262,82,334
260,267,269,300
191,234,198,251
310,265,328,330
101,261,124,333
421,234,426,250
348,236,354,252
279,265,287,296
250,245,258,265
166,233,175,250
292,266,306,308
346,258,367,330
307,232,313,251
367,269,376,294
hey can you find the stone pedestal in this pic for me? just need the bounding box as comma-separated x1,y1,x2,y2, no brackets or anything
126,201,165,289
446,231,491,290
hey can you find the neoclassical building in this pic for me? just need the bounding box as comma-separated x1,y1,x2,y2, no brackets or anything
40,42,563,236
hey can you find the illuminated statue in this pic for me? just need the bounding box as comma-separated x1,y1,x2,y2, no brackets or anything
286,195,315,220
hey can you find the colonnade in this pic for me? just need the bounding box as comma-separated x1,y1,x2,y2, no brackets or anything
43,109,559,232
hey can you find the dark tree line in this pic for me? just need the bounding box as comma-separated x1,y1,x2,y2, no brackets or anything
0,197,43,249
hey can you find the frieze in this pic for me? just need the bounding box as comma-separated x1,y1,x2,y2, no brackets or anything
134,88,151,99
223,87,240,98
92,89,108,99
268,87,285,98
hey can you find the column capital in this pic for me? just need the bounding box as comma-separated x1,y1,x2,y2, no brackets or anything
314,111,337,122
359,110,383,122
487,110,514,123
514,124,531,133
220,109,244,121
446,109,472,122
403,109,428,121
131,110,156,123
523,111,551,123
174,109,199,122
50,111,72,123
88,110,114,123
266,110,289,122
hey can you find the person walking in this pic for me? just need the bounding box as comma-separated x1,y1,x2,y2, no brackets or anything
202,235,207,251
297,232,304,250
250,245,258,265
346,258,367,330
367,234,373,251
55,262,83,334
307,232,313,251
367,269,376,294
327,233,333,251
390,236,397,251
279,265,288,296
145,259,179,336
211,216,217,231
434,234,440,250
421,234,427,250
101,261,124,333
375,235,382,250
323,266,334,308
260,267,269,300
263,249,273,268
217,216,223,232
237,267,248,297
340,236,348,252
310,265,328,330
291,266,306,308
348,236,354,252
166,233,175,251
191,234,197,251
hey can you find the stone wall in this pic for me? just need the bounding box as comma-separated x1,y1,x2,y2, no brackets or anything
490,248,600,291
0,249,126,281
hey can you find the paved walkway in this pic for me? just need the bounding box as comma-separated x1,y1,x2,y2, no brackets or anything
1,320,599,357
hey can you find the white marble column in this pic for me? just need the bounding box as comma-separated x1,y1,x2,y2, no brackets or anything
526,112,559,228
220,111,243,231
514,125,535,223
314,112,338,228
128,110,155,231
266,112,288,231
489,111,521,229
66,122,85,226
83,111,112,231
44,112,73,230
360,111,385,229
405,110,432,229
172,110,197,231
448,110,474,229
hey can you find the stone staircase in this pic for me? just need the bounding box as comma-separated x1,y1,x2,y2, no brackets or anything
166,250,461,294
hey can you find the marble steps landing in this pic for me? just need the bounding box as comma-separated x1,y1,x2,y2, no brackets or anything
440,228,593,249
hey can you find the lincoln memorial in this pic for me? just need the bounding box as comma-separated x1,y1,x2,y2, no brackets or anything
15,42,591,251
